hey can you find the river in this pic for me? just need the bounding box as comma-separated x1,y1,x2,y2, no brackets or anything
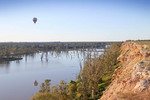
0,49,103,100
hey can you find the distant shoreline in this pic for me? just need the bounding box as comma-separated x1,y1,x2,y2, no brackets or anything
0,57,23,62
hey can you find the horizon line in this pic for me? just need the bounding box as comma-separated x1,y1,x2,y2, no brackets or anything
0,41,124,43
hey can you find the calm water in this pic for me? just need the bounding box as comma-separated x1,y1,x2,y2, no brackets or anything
0,50,102,100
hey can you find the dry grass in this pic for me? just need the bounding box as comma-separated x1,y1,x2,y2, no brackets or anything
134,40,150,61
134,40,150,50
118,91,150,100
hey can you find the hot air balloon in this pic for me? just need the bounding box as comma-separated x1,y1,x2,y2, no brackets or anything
33,17,37,24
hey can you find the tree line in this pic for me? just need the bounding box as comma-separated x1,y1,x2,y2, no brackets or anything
0,42,116,61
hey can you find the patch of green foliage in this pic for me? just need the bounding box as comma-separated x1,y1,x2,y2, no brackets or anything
102,76,111,82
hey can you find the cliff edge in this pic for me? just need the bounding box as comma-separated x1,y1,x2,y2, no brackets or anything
100,42,150,100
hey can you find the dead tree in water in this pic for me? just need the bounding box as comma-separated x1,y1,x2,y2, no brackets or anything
45,52,48,62
41,53,44,61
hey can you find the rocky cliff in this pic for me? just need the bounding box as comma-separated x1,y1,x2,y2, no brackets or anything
100,42,150,100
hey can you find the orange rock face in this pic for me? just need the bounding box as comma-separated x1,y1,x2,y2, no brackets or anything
99,42,150,100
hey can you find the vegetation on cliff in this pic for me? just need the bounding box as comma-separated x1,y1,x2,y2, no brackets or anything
31,42,122,100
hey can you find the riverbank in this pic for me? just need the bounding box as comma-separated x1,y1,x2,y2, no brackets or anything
0,57,22,62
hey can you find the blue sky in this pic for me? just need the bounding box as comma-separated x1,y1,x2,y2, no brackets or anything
0,0,150,42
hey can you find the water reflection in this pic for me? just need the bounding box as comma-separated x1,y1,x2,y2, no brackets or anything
0,61,10,68
34,80,38,86
15,59,21,64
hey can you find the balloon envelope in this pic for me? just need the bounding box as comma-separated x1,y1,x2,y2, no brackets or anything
33,17,37,24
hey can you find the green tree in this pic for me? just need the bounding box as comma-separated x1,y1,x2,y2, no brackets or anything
39,79,51,93
68,80,77,99
58,80,69,100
